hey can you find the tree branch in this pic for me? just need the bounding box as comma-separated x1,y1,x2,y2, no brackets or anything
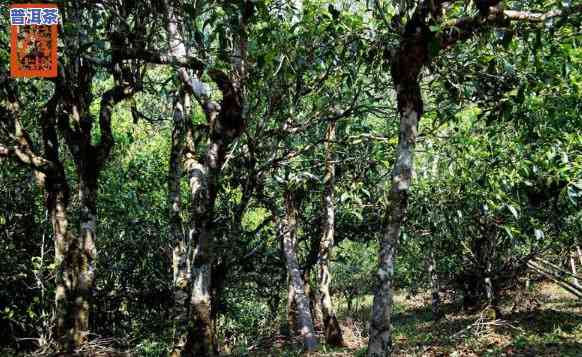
502,4,582,23
116,47,206,71
96,84,137,169
0,143,56,173
439,4,582,49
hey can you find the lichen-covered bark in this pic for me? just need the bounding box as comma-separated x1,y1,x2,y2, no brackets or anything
368,28,425,355
162,1,211,354
168,90,191,356
282,190,318,351
48,177,75,349
37,100,76,350
318,120,344,346
573,253,580,287
184,138,219,356
74,175,97,346
54,64,134,350
161,1,249,354
188,168,216,356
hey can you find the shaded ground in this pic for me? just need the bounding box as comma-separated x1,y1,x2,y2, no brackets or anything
246,282,582,356
4,282,580,356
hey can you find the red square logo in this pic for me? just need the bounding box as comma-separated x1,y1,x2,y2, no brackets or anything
10,4,59,78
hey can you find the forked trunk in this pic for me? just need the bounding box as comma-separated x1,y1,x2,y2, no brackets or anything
318,120,344,346
163,0,246,353
41,104,87,351
282,190,318,351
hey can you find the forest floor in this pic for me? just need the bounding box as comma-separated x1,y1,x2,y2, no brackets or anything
248,282,582,357
5,282,581,356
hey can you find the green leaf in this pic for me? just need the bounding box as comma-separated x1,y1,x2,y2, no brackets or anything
506,204,519,219
501,225,514,240
429,25,441,33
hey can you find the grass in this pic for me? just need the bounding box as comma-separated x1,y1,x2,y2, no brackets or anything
246,281,582,356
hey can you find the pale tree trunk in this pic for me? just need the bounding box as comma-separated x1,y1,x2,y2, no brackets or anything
168,87,191,355
570,253,579,287
428,249,442,320
577,245,582,267
282,190,318,351
162,0,249,354
368,39,425,356
185,139,219,356
287,280,297,334
318,120,344,346
484,275,494,305
163,1,217,354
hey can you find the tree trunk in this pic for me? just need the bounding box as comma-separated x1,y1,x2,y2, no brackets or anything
162,0,247,353
310,284,324,332
527,261,582,299
186,143,219,356
484,276,494,305
577,245,582,267
168,87,191,355
303,274,322,331
63,78,134,351
74,176,98,346
282,190,318,351
368,37,425,356
37,100,89,351
318,120,344,346
483,236,498,312
287,280,297,335
48,178,77,350
163,1,217,354
189,251,215,356
428,249,442,320
187,164,215,354
570,253,579,287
